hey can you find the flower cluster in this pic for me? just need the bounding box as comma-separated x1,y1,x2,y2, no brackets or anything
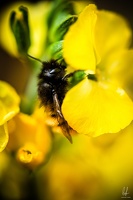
62,4,133,137
0,80,51,168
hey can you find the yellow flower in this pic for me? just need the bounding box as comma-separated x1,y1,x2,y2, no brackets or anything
0,81,20,152
62,4,133,136
39,122,133,200
7,106,51,169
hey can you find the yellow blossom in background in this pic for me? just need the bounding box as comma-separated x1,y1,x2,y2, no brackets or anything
7,106,51,169
95,9,133,98
62,4,133,137
38,122,133,200
0,81,20,152
105,49,133,99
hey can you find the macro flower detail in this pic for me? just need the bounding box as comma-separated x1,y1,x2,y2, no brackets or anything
62,4,133,136
0,81,20,152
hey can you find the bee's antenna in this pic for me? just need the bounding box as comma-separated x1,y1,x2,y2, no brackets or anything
27,54,43,63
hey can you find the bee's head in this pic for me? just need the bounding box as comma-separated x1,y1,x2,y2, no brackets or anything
39,60,66,80
27,55,66,80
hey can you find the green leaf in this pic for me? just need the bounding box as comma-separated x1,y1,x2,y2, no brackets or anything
48,13,71,43
44,0,78,59
10,6,31,55
46,13,78,61
47,40,63,59
47,0,75,28
46,0,76,47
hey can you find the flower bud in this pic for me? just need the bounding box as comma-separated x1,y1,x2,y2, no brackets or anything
10,6,31,55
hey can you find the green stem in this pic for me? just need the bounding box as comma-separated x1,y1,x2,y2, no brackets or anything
20,60,41,115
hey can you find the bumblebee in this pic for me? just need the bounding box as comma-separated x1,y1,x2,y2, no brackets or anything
28,55,75,143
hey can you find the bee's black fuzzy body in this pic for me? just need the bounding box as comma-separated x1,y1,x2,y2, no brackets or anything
38,60,67,112
38,60,73,143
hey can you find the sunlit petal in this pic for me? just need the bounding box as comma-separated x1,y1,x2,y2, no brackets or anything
62,78,133,136
0,81,20,125
63,4,99,71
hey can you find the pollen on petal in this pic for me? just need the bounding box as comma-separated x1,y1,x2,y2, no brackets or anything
17,143,44,167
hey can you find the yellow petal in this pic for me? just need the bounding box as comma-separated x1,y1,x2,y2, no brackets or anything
96,49,133,100
62,78,133,137
105,50,133,91
0,101,6,126
63,4,99,71
7,112,51,168
95,10,132,59
0,123,8,152
7,113,37,151
0,81,20,125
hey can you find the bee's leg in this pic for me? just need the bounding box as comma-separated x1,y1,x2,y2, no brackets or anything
62,70,80,81
52,89,72,143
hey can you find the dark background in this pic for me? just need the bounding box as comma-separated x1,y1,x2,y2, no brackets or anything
0,0,133,28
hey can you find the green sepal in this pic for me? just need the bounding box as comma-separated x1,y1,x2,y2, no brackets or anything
87,74,97,81
55,15,77,41
69,71,86,89
10,6,31,55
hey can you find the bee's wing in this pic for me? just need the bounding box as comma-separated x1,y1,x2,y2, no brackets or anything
53,92,72,143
